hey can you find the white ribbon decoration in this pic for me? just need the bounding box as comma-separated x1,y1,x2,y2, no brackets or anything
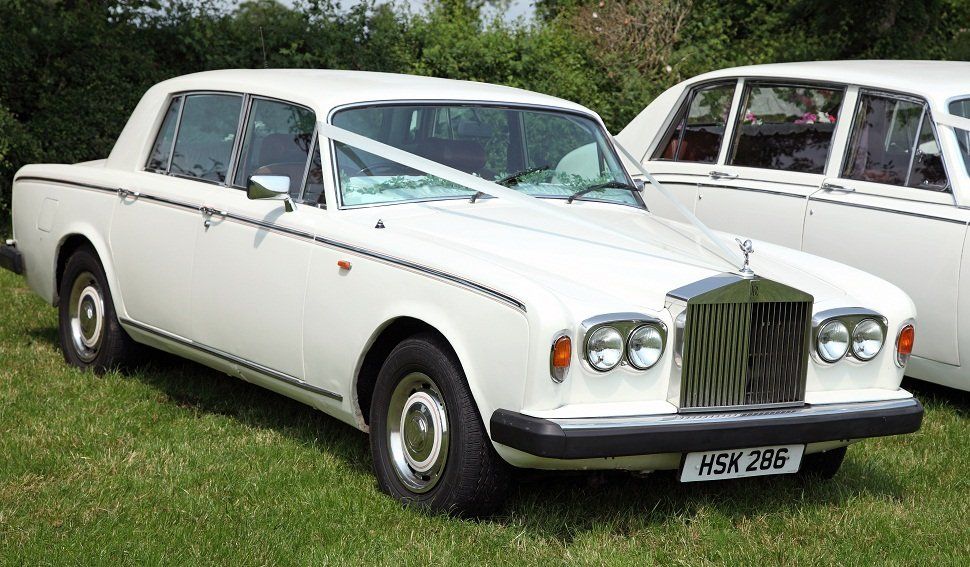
935,112,970,132
318,121,740,271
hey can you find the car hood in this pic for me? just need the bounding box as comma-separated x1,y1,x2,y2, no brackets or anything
340,200,846,312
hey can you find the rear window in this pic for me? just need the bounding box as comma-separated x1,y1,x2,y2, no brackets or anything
728,83,844,174
169,94,243,183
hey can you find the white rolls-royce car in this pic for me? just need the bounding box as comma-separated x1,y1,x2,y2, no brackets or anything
617,60,970,392
1,70,923,516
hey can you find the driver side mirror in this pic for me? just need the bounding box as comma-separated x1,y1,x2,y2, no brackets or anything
247,175,296,212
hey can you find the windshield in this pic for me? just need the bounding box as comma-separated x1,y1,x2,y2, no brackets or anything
949,98,970,177
331,104,638,207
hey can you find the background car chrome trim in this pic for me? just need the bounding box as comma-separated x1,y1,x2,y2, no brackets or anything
120,317,343,401
808,197,968,225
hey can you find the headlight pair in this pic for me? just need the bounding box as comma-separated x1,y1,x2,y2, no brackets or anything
583,316,666,372
814,309,888,363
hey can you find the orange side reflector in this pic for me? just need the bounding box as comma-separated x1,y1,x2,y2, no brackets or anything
552,336,572,369
337,260,352,270
897,325,915,356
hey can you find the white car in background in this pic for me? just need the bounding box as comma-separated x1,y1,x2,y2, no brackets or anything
618,60,970,392
1,69,922,516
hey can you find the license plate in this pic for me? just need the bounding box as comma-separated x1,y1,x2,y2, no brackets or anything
680,444,804,482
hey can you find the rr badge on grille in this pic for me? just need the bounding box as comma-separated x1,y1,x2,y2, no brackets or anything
736,238,755,277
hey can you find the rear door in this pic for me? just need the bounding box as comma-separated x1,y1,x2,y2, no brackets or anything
692,81,847,249
803,89,969,366
639,80,737,219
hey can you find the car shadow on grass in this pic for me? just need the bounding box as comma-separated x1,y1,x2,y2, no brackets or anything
904,377,970,418
26,324,912,534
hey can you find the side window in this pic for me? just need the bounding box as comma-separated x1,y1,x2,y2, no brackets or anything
301,137,325,206
170,94,243,182
729,83,844,173
652,82,735,164
233,98,316,197
843,93,948,191
146,97,182,172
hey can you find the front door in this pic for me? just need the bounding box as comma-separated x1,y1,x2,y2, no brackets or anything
803,90,969,366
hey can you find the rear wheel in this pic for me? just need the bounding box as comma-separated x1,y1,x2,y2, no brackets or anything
370,333,510,516
57,246,137,372
798,446,847,480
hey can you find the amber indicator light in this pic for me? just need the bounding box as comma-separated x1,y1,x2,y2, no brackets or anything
552,336,572,369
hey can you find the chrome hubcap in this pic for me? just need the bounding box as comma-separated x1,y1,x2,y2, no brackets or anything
68,272,104,362
387,372,449,493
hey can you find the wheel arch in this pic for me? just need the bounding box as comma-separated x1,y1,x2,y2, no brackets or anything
353,316,455,430
53,229,122,315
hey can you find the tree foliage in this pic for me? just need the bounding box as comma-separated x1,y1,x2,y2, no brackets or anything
1,0,967,217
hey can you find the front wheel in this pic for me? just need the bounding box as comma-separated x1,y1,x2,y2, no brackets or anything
798,446,847,480
370,333,510,516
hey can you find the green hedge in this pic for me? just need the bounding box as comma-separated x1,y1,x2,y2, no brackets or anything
1,0,967,219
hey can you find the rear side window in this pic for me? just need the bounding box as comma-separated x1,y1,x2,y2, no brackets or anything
653,82,735,164
170,94,243,183
232,98,316,197
728,83,844,174
843,92,948,191
146,97,182,172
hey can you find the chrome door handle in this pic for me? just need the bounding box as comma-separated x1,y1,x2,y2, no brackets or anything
117,188,140,200
821,182,854,193
200,206,227,228
709,171,738,180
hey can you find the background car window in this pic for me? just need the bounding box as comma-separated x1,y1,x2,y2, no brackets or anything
145,97,182,172
233,98,315,197
170,94,242,182
949,98,970,178
728,83,843,173
653,82,735,164
844,93,948,190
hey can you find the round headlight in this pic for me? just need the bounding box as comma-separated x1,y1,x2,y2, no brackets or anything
587,326,623,371
817,320,849,362
628,325,664,369
851,319,884,360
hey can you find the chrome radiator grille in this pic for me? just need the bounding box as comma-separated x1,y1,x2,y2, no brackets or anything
673,276,813,411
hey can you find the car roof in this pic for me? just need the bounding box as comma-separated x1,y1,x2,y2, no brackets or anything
694,60,970,106
152,68,594,116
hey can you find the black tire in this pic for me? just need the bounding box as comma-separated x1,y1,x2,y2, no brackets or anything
57,245,138,373
798,446,847,480
370,333,511,516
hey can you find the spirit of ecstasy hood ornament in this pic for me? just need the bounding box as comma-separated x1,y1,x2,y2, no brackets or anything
736,238,755,277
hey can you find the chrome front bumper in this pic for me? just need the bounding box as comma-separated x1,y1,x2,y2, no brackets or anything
490,398,923,459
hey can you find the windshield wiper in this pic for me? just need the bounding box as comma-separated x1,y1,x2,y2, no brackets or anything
567,180,641,204
470,165,550,203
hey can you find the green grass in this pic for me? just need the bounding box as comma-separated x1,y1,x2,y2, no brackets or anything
1,269,968,565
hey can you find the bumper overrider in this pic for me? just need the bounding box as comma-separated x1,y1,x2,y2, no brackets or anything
490,398,923,459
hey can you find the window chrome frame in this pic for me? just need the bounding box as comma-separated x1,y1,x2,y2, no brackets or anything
838,88,953,194
725,79,848,174
227,94,318,196
325,99,644,211
649,79,739,165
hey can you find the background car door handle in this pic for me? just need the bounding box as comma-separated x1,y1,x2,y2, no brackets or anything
709,171,738,180
821,182,854,193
